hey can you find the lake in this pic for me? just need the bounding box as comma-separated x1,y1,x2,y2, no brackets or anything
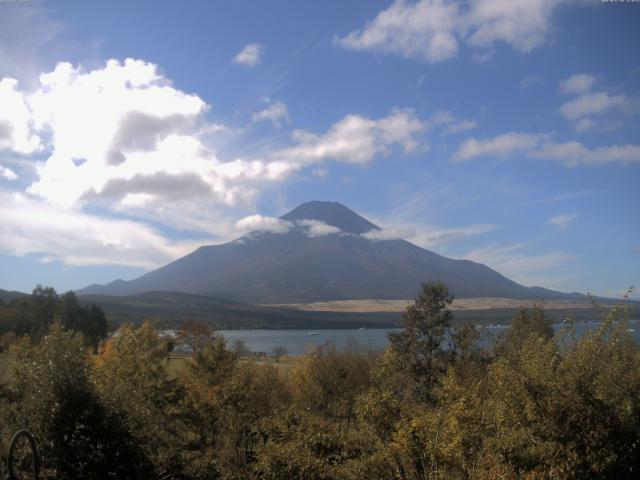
218,320,640,355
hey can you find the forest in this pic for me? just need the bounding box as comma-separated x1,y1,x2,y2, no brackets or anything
0,282,638,479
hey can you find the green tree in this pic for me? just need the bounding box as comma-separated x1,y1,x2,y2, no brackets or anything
93,322,185,477
5,323,152,479
0,287,106,347
178,337,238,479
388,281,454,404
291,342,374,423
496,304,554,356
217,362,289,479
58,291,107,347
484,311,640,478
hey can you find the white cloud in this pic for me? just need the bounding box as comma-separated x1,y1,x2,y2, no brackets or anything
559,91,629,121
335,0,461,63
559,73,597,95
452,132,544,162
335,0,573,63
363,222,496,249
414,223,496,247
534,141,640,166
2,59,425,221
429,110,455,126
0,190,205,268
0,58,428,269
362,225,415,242
454,132,640,166
232,43,263,67
0,165,18,181
120,192,155,208
0,78,41,154
17,59,212,207
235,215,291,235
464,0,563,53
465,243,572,288
446,119,477,134
251,100,290,128
557,73,638,131
296,219,341,237
234,216,342,238
428,110,477,134
574,118,596,132
276,108,424,166
548,213,577,229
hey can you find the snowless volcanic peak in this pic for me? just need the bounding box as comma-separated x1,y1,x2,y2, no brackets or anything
77,200,584,304
280,201,379,235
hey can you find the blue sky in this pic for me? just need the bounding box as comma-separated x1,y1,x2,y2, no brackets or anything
0,0,638,298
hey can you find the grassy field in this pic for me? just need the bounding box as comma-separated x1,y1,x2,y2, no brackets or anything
265,297,623,313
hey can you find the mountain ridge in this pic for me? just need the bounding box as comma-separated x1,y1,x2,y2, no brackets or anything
280,200,379,234
76,201,585,303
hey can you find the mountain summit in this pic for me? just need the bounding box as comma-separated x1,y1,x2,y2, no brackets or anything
77,201,580,303
280,201,379,235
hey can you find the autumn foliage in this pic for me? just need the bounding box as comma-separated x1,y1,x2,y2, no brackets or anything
0,282,639,479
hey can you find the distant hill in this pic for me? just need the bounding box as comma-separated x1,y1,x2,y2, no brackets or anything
77,200,586,303
0,288,28,303
77,291,398,329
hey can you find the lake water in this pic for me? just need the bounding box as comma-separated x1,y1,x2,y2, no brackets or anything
218,320,640,355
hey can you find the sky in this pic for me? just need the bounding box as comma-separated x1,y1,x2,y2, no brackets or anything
0,0,638,298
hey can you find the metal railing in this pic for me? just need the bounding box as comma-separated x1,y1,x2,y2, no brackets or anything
5,430,39,480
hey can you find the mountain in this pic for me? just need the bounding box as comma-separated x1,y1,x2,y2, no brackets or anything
280,201,378,234
77,201,583,303
0,288,28,303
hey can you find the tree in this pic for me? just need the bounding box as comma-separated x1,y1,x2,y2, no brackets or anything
496,304,554,356
176,319,215,353
292,342,374,423
483,310,640,478
93,322,184,477
24,285,57,339
232,339,251,357
58,291,107,347
179,337,239,479
0,287,107,347
388,281,454,404
6,323,152,479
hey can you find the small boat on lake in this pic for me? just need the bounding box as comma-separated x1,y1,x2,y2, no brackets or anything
308,331,318,336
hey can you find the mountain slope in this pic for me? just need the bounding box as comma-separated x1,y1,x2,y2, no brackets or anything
77,201,582,303
0,288,28,303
